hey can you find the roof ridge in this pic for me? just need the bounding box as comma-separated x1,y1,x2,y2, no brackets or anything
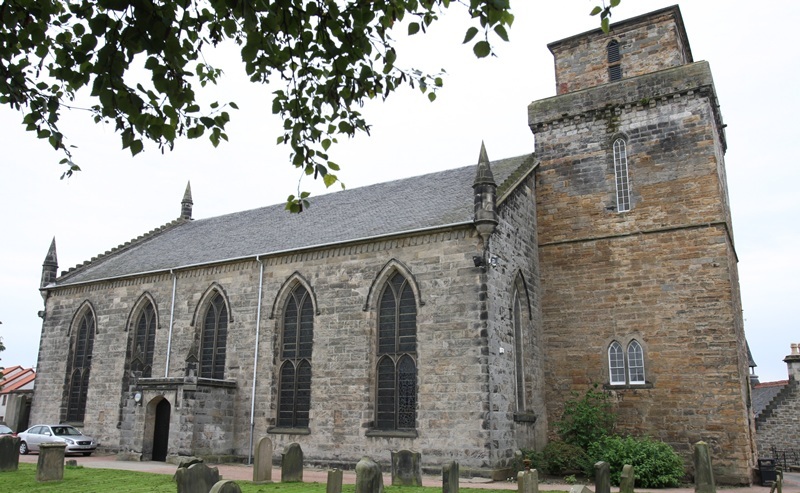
57,218,190,281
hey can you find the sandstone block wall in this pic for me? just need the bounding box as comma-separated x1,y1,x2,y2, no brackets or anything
549,7,691,95
530,63,753,483
33,220,542,474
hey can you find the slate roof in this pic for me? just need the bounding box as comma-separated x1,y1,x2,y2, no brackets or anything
55,154,536,286
753,380,789,418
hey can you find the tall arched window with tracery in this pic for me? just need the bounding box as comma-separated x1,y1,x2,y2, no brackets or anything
613,138,631,212
608,339,647,385
376,272,417,431
608,341,625,385
627,340,645,384
131,302,156,377
277,285,314,428
66,309,95,422
200,292,228,379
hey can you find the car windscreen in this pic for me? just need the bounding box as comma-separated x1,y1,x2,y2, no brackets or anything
52,427,81,436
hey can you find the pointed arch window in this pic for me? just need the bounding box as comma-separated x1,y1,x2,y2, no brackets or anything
607,40,622,81
513,290,525,412
200,293,228,379
131,302,156,378
608,339,646,386
66,309,95,422
375,272,417,431
613,138,631,212
277,285,314,429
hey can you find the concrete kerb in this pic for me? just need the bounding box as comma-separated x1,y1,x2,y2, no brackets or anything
17,454,800,492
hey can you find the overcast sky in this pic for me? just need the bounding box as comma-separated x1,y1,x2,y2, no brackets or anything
1,1,797,384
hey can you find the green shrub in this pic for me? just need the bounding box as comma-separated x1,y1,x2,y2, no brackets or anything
555,384,615,450
587,435,685,488
539,441,591,476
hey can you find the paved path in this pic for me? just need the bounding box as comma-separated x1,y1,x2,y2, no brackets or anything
18,453,800,492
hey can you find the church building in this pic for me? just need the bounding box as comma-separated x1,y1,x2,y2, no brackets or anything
32,6,755,484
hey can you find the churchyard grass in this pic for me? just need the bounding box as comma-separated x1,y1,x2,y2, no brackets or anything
3,463,553,493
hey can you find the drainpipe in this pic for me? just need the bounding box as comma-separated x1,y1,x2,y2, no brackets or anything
248,257,265,465
165,270,177,377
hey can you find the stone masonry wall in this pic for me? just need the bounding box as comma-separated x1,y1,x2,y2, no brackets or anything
549,7,691,95
755,382,800,457
530,64,752,483
33,226,514,473
484,173,547,470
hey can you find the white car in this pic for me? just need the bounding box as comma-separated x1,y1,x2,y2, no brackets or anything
18,424,97,456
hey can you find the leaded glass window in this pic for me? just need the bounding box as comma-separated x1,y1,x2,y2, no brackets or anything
200,293,227,379
376,272,417,431
627,340,645,384
613,138,631,212
66,310,95,422
277,285,314,428
131,302,156,377
608,341,625,385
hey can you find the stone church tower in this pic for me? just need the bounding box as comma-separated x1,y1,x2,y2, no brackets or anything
529,6,754,483
29,6,755,484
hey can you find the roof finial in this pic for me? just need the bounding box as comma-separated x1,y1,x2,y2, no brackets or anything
473,141,498,246
181,181,193,220
40,237,58,289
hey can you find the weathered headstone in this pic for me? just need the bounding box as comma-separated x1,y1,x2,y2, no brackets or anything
65,459,78,467
327,468,343,493
442,461,459,493
175,462,221,493
0,436,20,472
172,456,205,481
281,442,303,482
391,449,422,486
209,480,242,493
620,464,635,493
355,456,384,493
594,461,610,493
253,436,273,483
517,469,539,493
36,442,66,482
694,441,716,493
569,485,593,493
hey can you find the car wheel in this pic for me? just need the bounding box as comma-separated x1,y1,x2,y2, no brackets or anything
19,442,28,455
82,452,92,457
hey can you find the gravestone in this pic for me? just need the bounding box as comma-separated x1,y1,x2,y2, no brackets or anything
355,456,384,493
391,449,422,486
0,436,20,472
594,461,610,493
209,480,242,493
281,442,303,482
175,462,221,493
66,459,78,467
517,469,539,493
327,468,343,493
36,442,66,482
442,461,459,493
694,441,716,493
569,485,594,493
253,437,273,483
620,464,635,493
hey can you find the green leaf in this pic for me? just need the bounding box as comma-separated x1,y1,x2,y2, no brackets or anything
323,173,337,187
408,22,420,35
494,24,509,42
473,41,491,58
130,140,144,156
590,6,602,16
427,92,436,102
463,27,479,44
610,0,621,7
601,17,610,33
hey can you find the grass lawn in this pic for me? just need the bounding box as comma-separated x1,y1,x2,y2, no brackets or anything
1,463,541,492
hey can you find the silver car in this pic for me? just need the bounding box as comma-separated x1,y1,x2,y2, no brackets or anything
18,424,97,456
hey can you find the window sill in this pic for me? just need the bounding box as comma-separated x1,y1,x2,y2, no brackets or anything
603,382,653,390
513,412,537,424
267,427,311,435
365,429,418,439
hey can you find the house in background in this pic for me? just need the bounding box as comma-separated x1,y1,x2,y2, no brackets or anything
0,365,35,431
752,344,800,464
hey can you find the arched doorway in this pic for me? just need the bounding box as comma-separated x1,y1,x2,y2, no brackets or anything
152,399,170,461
